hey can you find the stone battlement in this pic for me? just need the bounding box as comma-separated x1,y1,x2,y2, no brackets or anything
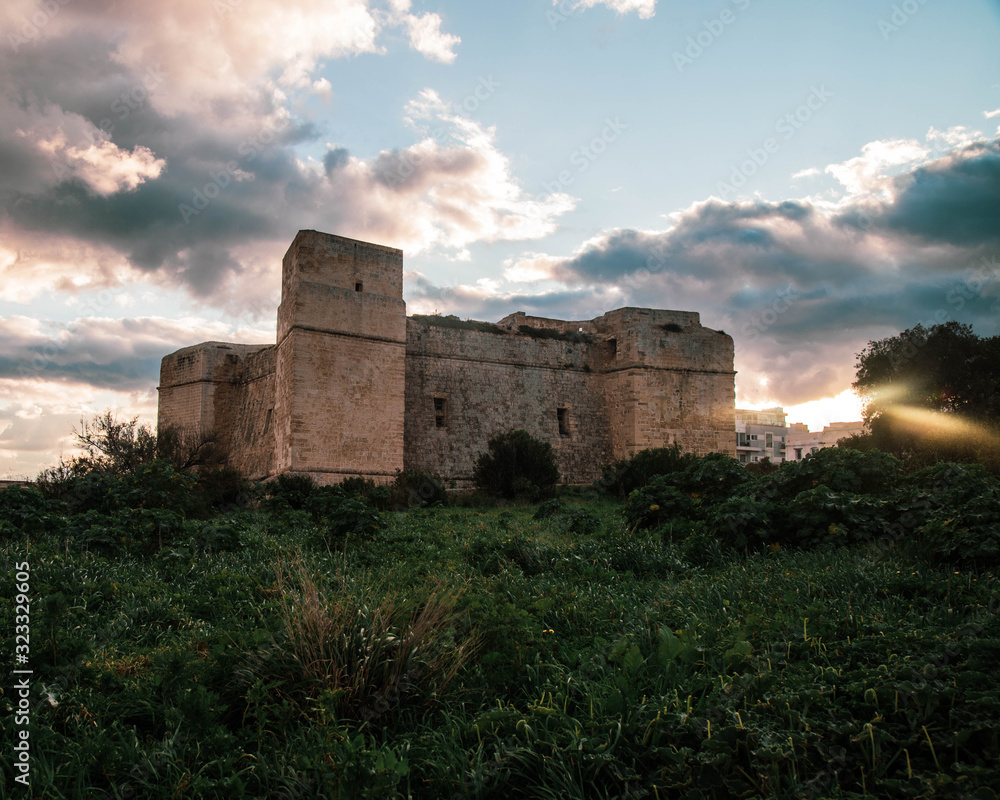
158,230,735,485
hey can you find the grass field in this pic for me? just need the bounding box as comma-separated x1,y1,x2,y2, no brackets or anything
2,491,999,799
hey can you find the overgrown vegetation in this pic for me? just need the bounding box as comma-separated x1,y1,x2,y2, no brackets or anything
3,417,1000,797
410,314,507,336
516,324,593,343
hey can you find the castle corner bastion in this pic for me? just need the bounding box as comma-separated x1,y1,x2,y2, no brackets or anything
158,230,736,486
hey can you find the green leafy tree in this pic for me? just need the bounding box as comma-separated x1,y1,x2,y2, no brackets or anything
849,321,1000,469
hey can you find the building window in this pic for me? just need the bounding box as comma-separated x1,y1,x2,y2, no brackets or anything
766,433,773,449
557,407,570,436
605,339,617,360
263,408,273,434
355,281,363,292
433,397,448,429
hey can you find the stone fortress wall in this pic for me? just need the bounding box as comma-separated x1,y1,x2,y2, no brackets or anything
158,230,736,486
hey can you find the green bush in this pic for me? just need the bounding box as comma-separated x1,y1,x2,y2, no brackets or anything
595,444,695,498
0,485,55,535
392,470,447,508
904,463,1000,566
263,472,316,512
472,430,560,500
760,447,902,502
623,475,696,530
321,497,387,542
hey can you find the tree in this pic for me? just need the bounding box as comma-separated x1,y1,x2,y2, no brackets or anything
850,322,1000,469
73,411,158,475
472,429,561,499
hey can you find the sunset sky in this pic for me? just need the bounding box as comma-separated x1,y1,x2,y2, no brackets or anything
2,0,999,478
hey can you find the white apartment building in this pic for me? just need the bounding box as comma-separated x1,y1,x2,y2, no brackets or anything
735,407,788,465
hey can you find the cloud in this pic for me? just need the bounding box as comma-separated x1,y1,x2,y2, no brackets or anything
0,315,272,391
557,0,657,19
0,13,560,313
421,130,1000,411
404,12,461,63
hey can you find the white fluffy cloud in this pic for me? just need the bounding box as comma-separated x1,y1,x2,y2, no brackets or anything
316,89,575,255
556,0,657,19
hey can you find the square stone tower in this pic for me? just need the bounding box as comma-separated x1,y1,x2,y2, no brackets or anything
274,231,406,483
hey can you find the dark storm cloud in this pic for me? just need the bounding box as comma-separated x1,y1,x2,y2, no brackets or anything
874,141,1000,247
0,316,239,391
324,147,350,175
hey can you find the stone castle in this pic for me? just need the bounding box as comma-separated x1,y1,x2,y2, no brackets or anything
157,230,736,486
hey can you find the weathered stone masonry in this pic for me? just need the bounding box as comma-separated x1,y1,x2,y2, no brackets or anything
158,230,736,485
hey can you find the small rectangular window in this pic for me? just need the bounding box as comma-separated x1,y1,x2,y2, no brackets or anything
557,407,569,436
263,408,273,434
433,397,447,429
766,433,773,448
355,281,363,292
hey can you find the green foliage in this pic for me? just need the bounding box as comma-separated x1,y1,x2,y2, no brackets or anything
595,444,695,498
758,446,903,501
391,469,447,508
10,451,1000,798
410,313,507,335
516,324,593,343
321,497,387,541
262,472,316,511
623,475,696,530
852,321,1000,471
472,429,561,499
0,485,61,536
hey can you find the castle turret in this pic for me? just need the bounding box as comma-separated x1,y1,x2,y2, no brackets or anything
274,230,406,483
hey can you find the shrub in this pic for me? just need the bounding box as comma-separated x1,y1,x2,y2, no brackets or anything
760,447,902,502
472,430,560,500
705,496,778,551
680,452,755,503
623,475,696,531
0,486,62,537
392,470,447,508
903,463,1000,566
595,445,695,499
194,467,252,514
320,498,387,543
264,473,316,512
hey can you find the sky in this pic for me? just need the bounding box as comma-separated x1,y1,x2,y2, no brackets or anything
1,0,999,478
